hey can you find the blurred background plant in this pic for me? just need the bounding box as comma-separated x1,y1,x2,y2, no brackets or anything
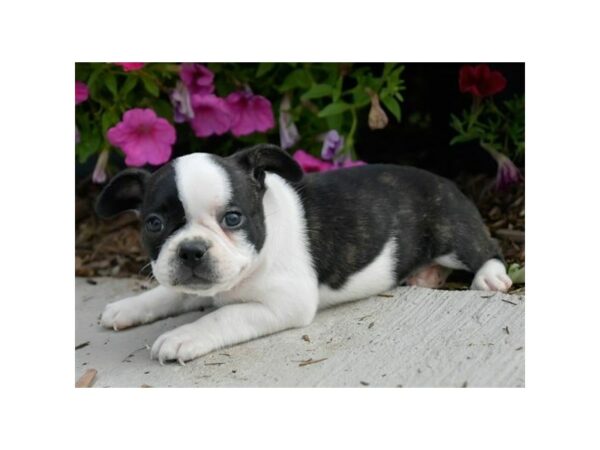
76,62,524,289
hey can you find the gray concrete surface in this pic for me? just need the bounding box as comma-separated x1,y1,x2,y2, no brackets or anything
75,278,524,387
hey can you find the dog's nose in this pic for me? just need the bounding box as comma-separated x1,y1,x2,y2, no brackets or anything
178,241,208,268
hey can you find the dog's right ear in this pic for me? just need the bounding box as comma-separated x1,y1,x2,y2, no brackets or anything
95,169,150,218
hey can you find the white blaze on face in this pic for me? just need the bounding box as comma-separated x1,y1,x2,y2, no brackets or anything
175,153,232,221
152,153,258,295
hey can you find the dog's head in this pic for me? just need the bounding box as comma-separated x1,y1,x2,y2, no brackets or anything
96,144,303,295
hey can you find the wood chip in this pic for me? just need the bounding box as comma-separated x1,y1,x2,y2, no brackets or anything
368,321,375,329
140,384,152,388
377,293,394,298
76,369,97,388
302,335,311,342
360,381,370,386
298,358,327,367
495,229,525,242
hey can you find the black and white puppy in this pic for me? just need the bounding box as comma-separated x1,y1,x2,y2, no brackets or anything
96,144,511,364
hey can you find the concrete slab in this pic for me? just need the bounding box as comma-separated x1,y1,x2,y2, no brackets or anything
75,278,524,388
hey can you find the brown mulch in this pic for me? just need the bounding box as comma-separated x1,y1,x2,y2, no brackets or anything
75,174,524,281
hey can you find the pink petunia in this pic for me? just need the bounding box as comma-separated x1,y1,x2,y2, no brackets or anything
75,81,89,105
293,150,334,173
180,63,215,96
189,94,232,137
494,153,523,190
226,91,275,137
114,63,145,72
336,158,366,169
107,108,176,167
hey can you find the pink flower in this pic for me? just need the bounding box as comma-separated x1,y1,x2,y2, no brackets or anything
114,63,145,72
75,81,88,105
107,108,176,167
226,91,275,136
337,158,366,169
180,64,215,96
189,94,232,137
293,150,366,173
293,150,334,173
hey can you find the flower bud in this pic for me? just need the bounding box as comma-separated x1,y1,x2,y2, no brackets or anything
92,150,110,184
367,91,389,130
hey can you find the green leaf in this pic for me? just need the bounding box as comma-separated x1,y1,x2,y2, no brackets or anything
101,109,120,135
318,101,350,118
153,99,173,120
300,84,333,101
256,62,275,77
120,76,138,96
105,73,118,98
332,75,343,102
142,77,160,97
508,263,525,284
381,95,401,122
278,69,311,92
76,129,102,164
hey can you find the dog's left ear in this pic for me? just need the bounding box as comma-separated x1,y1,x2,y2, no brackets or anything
95,169,151,218
230,144,303,188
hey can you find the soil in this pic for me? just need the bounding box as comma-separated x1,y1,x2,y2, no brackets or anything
75,174,525,288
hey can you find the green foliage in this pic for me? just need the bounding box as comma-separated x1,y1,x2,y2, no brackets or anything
450,94,525,163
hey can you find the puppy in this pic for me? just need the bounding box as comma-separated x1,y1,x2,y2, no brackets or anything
95,144,511,364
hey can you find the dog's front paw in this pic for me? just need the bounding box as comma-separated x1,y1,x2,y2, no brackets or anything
151,325,210,365
101,298,152,331
471,259,512,292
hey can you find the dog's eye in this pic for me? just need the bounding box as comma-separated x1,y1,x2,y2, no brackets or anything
145,214,164,233
222,211,243,229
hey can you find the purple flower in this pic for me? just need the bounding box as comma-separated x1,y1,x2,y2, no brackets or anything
189,94,232,137
321,130,344,160
92,150,110,184
75,81,88,105
278,95,300,150
170,81,195,123
495,153,523,190
107,108,176,167
180,63,215,96
225,90,275,136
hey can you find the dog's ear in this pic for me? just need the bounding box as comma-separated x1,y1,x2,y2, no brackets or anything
230,144,303,188
95,169,150,218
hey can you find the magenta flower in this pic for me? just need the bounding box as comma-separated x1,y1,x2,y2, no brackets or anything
321,130,344,160
495,153,523,190
336,157,366,169
293,150,334,173
180,63,215,96
170,81,195,123
114,63,145,72
293,150,366,173
189,94,232,137
279,95,300,150
107,108,176,167
75,81,89,105
226,90,275,136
